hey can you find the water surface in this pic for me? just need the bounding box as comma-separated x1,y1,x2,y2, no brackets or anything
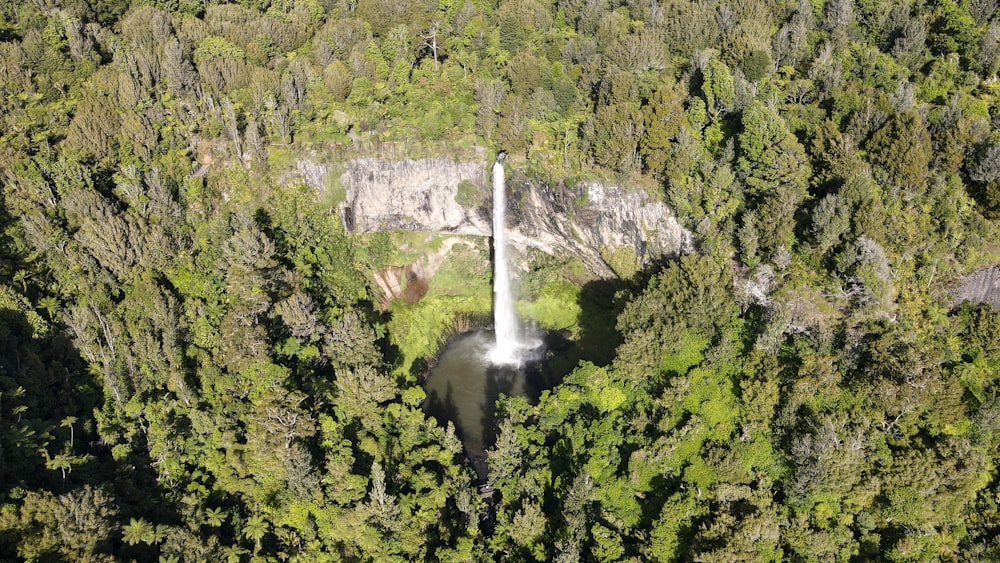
424,330,540,483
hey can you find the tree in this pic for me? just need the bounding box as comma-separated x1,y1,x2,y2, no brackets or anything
474,78,506,140
2,486,119,560
497,94,529,153
194,36,251,92
740,49,771,82
505,51,544,98
591,102,644,174
811,193,850,254
642,81,687,176
122,518,157,546
242,514,268,555
736,101,811,260
64,82,120,161
701,57,736,118
867,109,932,205
323,59,353,102
836,236,896,310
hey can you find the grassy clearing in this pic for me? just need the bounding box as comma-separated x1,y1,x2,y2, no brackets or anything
428,240,489,296
520,278,583,332
388,293,492,378
379,233,623,379
386,231,444,265
381,233,491,377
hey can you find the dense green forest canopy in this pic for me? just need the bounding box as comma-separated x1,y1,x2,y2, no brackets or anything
1,0,1000,560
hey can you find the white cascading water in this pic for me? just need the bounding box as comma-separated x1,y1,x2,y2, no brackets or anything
490,155,520,365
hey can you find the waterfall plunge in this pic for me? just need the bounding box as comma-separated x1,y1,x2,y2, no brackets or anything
489,155,520,365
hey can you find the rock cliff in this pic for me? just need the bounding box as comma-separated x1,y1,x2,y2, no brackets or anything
952,266,1000,308
335,158,691,277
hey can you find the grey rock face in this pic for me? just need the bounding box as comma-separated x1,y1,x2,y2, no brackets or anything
953,266,1000,308
336,158,691,276
340,158,487,234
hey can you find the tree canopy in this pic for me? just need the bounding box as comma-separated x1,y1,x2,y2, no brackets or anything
1,0,1000,559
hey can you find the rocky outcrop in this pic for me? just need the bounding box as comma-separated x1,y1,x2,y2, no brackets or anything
336,158,691,277
952,266,1000,308
340,158,486,234
372,238,469,308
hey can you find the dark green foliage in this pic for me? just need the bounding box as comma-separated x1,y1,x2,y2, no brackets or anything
737,100,811,261
642,80,687,176
741,49,772,82
867,109,933,203
0,0,998,559
615,254,736,381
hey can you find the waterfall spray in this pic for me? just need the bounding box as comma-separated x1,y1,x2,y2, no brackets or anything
490,152,520,365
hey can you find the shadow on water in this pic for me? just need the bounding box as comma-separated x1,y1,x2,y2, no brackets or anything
422,276,637,479
423,330,542,485
421,269,654,536
422,329,544,536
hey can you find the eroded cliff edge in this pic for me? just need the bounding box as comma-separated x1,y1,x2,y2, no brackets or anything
952,266,1000,308
335,158,691,277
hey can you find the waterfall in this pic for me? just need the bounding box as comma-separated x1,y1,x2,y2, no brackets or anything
490,154,519,365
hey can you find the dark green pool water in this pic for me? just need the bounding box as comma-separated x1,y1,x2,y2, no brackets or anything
423,330,540,483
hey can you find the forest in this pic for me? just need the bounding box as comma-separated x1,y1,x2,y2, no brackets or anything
1,0,1000,560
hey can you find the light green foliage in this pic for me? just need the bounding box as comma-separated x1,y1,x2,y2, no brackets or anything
686,97,708,131
702,58,736,117
520,278,581,331
453,179,480,207
684,366,738,439
660,332,709,375
426,241,490,295
0,486,118,560
0,285,48,337
599,244,641,279
647,493,704,561
388,293,491,375
738,101,810,197
836,236,896,310
193,36,246,64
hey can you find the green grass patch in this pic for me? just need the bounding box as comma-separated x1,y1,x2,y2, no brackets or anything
600,244,641,279
388,293,492,377
427,240,490,297
520,278,582,332
322,165,347,207
380,231,444,265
